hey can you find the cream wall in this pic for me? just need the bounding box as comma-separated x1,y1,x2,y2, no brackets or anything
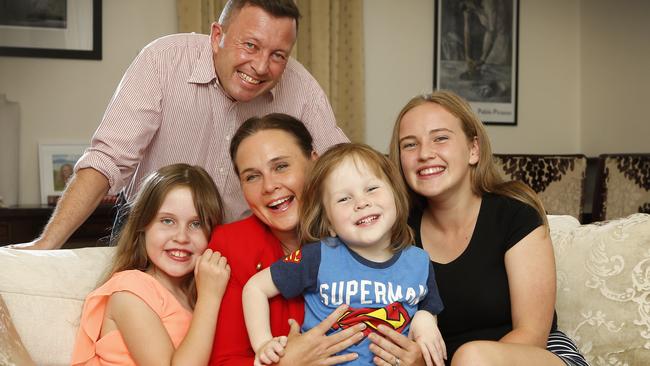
365,0,649,155
365,0,581,154
364,0,436,152
580,0,650,156
2,0,648,205
0,0,177,205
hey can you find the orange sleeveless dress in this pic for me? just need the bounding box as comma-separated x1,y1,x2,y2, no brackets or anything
71,270,192,365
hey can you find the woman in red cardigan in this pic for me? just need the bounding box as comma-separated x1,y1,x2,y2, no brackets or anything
208,113,365,365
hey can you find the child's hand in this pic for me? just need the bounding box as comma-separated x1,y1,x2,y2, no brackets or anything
194,249,230,300
254,336,288,366
409,311,447,366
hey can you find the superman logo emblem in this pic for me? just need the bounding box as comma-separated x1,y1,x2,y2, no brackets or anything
283,249,302,263
331,302,410,336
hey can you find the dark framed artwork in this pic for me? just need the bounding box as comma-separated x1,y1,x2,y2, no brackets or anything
434,0,519,125
0,0,102,60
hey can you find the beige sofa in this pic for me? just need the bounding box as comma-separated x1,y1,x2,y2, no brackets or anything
1,214,649,366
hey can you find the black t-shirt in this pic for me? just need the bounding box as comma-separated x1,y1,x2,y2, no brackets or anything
409,193,557,358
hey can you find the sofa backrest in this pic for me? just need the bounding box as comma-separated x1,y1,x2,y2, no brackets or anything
592,153,650,221
494,154,588,221
0,247,114,366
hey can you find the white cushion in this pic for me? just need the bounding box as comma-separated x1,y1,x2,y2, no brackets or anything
551,213,650,365
0,247,114,366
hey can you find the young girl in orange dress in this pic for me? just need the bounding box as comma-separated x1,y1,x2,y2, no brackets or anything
71,163,230,365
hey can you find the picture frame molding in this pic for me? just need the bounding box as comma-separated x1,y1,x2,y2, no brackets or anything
38,143,87,205
433,0,519,125
0,0,102,60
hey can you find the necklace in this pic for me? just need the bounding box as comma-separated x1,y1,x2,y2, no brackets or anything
255,238,299,272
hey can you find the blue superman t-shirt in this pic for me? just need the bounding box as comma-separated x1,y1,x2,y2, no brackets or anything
270,238,443,365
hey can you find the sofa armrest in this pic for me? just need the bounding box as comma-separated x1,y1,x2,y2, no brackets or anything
550,213,650,365
0,247,115,366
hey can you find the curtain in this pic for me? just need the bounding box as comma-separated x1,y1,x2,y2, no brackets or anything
177,0,228,35
176,0,365,142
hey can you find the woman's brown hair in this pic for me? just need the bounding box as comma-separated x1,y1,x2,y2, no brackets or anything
299,143,414,252
229,113,315,174
104,163,224,308
388,90,547,227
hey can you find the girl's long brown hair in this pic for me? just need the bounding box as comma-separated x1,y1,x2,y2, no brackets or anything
299,143,414,252
388,90,547,227
104,163,224,308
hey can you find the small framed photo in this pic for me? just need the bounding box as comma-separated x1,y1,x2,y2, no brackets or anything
434,0,519,125
0,0,102,60
38,143,87,205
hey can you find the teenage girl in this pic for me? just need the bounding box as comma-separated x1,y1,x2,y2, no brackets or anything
374,91,589,366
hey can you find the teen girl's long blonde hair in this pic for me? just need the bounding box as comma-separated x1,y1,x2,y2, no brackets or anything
388,90,547,227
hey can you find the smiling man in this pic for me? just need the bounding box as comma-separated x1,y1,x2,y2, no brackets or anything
18,0,348,251
212,2,296,102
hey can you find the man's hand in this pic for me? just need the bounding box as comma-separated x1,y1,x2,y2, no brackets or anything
8,168,110,250
6,239,55,250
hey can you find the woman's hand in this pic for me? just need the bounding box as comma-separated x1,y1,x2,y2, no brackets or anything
368,324,426,366
194,249,230,301
278,304,366,366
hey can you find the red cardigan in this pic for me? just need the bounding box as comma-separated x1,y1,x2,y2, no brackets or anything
208,215,304,366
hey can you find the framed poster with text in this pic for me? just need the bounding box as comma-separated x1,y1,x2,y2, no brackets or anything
434,0,518,125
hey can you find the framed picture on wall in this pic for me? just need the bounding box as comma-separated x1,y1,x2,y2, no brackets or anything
434,0,519,125
0,0,102,60
38,143,87,205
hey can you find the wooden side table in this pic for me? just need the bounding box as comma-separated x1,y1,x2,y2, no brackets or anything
0,205,115,248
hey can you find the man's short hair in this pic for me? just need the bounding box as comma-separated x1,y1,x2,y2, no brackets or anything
218,0,301,30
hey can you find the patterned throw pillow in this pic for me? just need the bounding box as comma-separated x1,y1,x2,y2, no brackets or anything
551,213,650,366
596,154,650,221
495,155,587,220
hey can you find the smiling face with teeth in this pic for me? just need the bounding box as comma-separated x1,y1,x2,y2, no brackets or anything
235,128,316,247
323,157,397,260
397,102,479,203
144,186,209,286
211,4,296,102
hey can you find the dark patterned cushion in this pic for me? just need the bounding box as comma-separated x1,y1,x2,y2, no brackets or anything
593,154,650,221
494,154,588,220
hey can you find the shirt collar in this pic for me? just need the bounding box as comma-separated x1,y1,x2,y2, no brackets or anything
187,40,218,85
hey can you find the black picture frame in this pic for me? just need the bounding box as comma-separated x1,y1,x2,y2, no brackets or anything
0,0,102,60
434,0,519,125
